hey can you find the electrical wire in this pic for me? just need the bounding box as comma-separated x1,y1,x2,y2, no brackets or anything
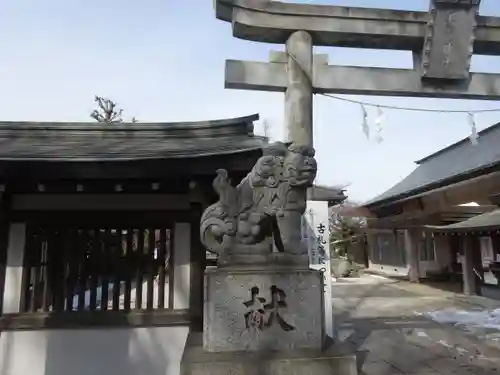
286,52,500,114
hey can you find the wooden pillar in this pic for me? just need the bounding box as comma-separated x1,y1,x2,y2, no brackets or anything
462,235,482,295
405,229,420,283
366,232,381,266
0,194,10,314
2,223,26,313
285,30,313,147
189,203,204,331
173,222,191,310
492,234,500,286
492,233,500,260
472,235,484,294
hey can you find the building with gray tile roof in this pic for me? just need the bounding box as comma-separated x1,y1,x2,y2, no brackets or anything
365,121,500,208
0,114,265,162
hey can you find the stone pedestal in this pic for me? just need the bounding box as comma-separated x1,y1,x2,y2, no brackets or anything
203,266,325,352
181,262,358,375
185,139,357,374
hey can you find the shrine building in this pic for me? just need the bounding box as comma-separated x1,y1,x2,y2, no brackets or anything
362,121,500,296
0,114,267,375
0,114,346,375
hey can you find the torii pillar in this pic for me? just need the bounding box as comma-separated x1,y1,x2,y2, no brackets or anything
285,30,313,147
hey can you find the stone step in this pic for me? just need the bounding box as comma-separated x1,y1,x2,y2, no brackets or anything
181,333,358,375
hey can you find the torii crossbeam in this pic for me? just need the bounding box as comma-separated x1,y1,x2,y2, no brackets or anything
215,0,500,146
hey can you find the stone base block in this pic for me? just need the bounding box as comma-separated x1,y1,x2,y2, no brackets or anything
219,252,310,267
203,267,325,352
181,333,358,375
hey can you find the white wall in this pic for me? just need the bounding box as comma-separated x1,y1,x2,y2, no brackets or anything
419,234,453,278
419,261,442,277
368,230,450,279
433,235,452,269
367,261,409,277
0,326,190,375
367,230,410,276
368,258,444,279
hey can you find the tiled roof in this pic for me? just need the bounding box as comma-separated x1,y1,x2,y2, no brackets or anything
307,185,347,204
365,121,500,208
0,114,266,161
427,208,500,232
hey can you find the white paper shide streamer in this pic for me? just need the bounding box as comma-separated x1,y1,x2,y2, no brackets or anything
351,97,486,144
468,112,478,145
360,104,370,139
374,106,385,143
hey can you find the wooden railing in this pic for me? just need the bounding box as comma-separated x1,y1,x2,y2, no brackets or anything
20,226,174,314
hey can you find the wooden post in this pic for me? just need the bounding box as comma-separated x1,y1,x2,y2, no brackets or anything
472,235,484,295
462,235,479,295
285,31,313,147
405,229,420,283
0,194,10,314
189,203,204,331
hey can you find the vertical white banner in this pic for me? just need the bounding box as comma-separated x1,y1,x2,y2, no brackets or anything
302,200,334,339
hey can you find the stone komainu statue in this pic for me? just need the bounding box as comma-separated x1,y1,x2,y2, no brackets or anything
200,142,317,258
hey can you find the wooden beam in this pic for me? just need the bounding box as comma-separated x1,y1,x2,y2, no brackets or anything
367,210,442,229
331,205,374,218
2,179,193,195
0,152,261,180
0,309,194,331
10,210,193,226
367,205,496,229
418,171,500,210
11,194,190,211
367,171,500,217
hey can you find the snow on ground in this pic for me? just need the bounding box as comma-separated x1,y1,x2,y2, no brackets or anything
332,274,395,285
426,308,500,331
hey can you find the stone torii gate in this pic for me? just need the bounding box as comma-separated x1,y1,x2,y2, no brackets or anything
215,0,500,147
214,0,500,286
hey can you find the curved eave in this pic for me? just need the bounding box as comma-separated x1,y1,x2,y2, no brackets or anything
365,121,500,210
307,185,347,205
0,113,259,132
426,209,500,234
0,114,265,162
427,225,500,234
0,144,266,163
365,160,500,210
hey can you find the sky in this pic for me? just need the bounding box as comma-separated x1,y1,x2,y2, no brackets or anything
1,0,500,202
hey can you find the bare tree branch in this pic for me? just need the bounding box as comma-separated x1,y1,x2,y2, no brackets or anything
91,96,136,123
329,201,366,259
